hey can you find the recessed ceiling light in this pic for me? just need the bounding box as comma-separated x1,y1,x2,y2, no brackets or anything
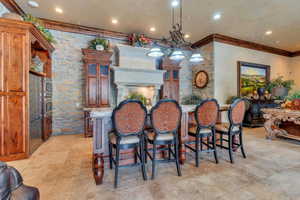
112,19,118,24
171,1,179,7
184,34,190,39
213,13,222,20
55,7,63,14
28,1,39,8
265,30,272,35
150,27,156,32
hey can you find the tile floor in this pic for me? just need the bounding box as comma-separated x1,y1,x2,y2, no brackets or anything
8,128,300,200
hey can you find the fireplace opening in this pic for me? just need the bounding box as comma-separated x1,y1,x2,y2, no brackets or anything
126,86,156,106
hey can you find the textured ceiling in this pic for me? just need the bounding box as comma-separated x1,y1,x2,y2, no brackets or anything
15,0,300,51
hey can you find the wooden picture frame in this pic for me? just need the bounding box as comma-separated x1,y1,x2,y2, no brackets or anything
194,70,209,89
237,61,270,96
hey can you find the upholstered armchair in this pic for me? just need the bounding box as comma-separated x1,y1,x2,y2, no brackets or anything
0,161,39,200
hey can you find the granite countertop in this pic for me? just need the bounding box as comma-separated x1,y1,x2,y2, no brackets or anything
86,104,229,118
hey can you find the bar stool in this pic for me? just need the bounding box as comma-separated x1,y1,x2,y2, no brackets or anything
215,98,247,163
108,100,147,188
145,99,182,180
185,99,219,167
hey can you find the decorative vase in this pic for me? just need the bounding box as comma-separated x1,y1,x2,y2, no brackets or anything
272,86,288,98
292,99,300,110
257,88,265,97
96,45,104,51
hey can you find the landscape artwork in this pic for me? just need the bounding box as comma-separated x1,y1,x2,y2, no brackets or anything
238,62,270,96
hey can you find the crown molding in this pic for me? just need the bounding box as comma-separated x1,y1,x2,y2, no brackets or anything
291,51,300,57
0,0,25,16
192,34,297,57
39,18,129,41
2,0,300,57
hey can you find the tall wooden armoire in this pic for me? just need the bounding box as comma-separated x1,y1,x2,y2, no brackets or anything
160,58,181,102
82,49,112,137
0,18,54,161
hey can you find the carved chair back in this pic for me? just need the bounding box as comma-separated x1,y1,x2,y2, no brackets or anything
112,100,147,137
228,98,246,126
150,99,182,135
195,98,219,128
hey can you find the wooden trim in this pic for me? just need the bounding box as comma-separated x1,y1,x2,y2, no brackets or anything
192,34,295,57
29,70,46,77
40,18,129,41
0,0,25,16
291,51,300,57
191,34,214,49
237,61,270,96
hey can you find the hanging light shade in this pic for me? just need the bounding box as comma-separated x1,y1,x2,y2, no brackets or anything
189,53,204,62
147,47,164,57
169,50,185,60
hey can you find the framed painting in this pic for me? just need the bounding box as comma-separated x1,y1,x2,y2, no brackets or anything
237,61,270,96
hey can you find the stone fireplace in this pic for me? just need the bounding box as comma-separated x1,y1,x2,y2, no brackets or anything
111,44,165,105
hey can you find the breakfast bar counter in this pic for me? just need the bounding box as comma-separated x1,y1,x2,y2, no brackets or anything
87,104,229,185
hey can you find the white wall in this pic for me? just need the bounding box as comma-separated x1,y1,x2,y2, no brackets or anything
214,42,292,104
290,56,300,91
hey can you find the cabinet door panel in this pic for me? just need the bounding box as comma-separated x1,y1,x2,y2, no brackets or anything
87,77,98,106
4,95,26,155
0,96,4,156
0,32,4,92
100,76,109,106
6,33,26,92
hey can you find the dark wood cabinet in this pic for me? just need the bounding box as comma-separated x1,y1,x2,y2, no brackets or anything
160,58,181,102
82,49,112,108
0,18,54,161
82,49,112,137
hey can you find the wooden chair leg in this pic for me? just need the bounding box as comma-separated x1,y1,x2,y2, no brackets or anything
239,132,247,159
140,141,148,181
151,143,157,180
220,134,223,148
134,146,138,164
175,137,182,176
114,146,120,188
144,138,148,163
195,135,200,167
213,132,219,164
228,134,234,164
109,142,113,169
168,144,171,160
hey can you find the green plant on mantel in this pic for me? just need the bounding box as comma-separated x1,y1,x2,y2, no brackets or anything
88,38,109,50
181,95,202,105
266,76,294,92
285,91,300,101
23,14,56,44
126,92,147,106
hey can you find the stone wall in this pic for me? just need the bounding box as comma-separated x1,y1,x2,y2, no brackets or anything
50,30,94,135
191,42,214,98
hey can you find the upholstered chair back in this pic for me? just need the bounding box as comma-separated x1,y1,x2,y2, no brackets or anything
195,99,219,128
151,99,182,134
112,100,147,136
229,99,246,125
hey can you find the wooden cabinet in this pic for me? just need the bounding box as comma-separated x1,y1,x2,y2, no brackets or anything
0,18,54,161
160,58,181,102
82,49,112,108
82,49,112,137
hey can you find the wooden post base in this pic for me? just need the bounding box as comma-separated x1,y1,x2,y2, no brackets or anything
93,153,104,185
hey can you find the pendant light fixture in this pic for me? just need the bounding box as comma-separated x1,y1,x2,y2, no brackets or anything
169,50,185,60
189,53,204,62
146,0,203,63
147,47,164,57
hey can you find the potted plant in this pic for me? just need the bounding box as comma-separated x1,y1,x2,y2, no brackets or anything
181,95,202,105
23,14,56,44
126,92,148,106
266,76,294,99
283,91,300,110
88,38,109,51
